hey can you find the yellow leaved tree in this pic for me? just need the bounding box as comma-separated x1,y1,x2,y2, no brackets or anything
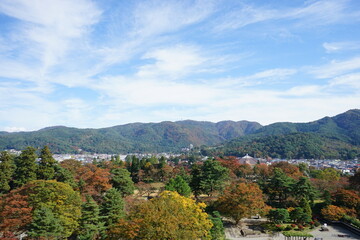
108,191,213,239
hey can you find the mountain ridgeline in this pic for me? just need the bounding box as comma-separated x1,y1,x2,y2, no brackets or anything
0,109,359,159
0,120,261,153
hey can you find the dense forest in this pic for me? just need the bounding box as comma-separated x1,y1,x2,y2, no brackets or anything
203,132,360,159
0,146,359,239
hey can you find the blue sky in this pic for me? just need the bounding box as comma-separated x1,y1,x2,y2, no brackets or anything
0,0,360,132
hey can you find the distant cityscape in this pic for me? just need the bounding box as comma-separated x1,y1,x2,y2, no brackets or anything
6,148,360,175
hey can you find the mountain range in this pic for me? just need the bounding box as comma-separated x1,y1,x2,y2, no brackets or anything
0,109,359,158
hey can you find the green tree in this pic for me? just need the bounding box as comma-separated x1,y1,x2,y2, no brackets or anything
0,180,81,238
13,147,38,187
54,165,77,189
267,208,290,224
110,168,135,197
190,160,229,197
165,175,192,197
293,177,317,204
190,164,203,198
290,207,311,224
0,151,15,193
37,146,57,180
27,180,82,237
78,195,104,240
209,211,225,240
265,168,294,207
200,160,228,196
27,205,63,239
100,188,125,228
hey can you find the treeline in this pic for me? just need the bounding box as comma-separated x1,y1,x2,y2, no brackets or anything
1,147,360,239
203,133,360,159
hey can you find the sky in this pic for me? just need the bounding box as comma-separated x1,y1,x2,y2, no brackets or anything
0,0,360,132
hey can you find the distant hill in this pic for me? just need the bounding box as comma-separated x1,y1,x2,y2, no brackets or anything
1,109,359,157
253,109,360,145
207,132,360,160
0,120,261,153
207,109,360,160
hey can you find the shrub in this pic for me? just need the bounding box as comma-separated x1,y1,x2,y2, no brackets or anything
342,215,360,229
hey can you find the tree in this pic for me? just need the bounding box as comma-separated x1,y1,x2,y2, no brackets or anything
0,151,15,193
0,180,81,238
349,170,360,191
190,160,229,197
209,211,225,240
76,164,111,201
110,168,135,197
267,208,290,224
27,205,63,239
54,165,77,188
200,159,229,195
37,146,58,180
13,147,37,187
216,183,269,224
100,188,125,229
108,191,213,240
189,163,203,198
78,195,104,240
270,161,303,179
265,168,294,207
290,207,311,224
321,205,346,221
293,177,317,204
332,189,360,210
165,175,192,197
316,168,340,181
0,190,32,234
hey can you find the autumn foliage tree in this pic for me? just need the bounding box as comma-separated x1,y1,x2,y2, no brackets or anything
0,180,82,238
321,205,346,221
76,164,111,200
108,191,213,240
216,182,269,224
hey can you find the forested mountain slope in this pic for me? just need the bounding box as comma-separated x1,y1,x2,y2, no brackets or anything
0,120,261,153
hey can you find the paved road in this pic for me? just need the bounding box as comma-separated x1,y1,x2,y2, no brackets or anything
226,223,360,240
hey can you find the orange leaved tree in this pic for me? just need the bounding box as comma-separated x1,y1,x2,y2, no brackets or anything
216,182,269,224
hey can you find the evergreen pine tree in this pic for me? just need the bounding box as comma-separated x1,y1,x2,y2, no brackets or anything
0,151,15,193
37,146,57,180
110,168,135,197
13,147,37,187
100,188,125,228
165,175,192,197
28,205,64,239
78,195,104,240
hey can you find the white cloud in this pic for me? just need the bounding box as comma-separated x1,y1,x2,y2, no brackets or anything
215,68,297,87
0,0,101,75
4,127,27,132
323,41,360,53
215,0,359,31
133,0,214,37
308,57,360,79
137,45,206,79
330,72,360,89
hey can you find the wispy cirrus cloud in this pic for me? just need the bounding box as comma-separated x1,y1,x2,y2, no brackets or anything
0,0,101,85
308,57,360,79
214,0,360,31
323,41,360,53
